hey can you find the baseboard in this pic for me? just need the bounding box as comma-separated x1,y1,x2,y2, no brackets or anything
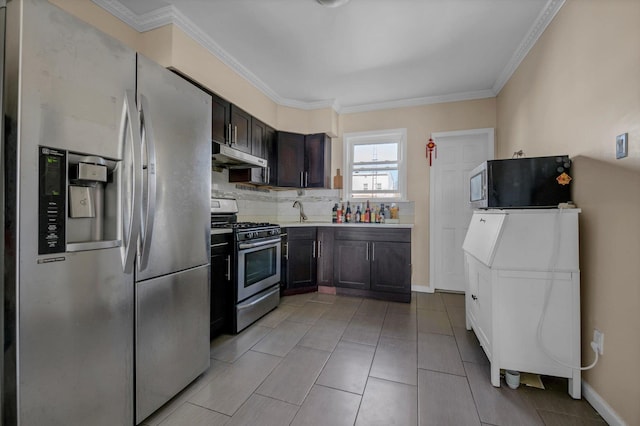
582,380,627,426
411,284,433,293
317,285,336,295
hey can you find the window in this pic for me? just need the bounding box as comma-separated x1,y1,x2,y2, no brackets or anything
343,128,407,201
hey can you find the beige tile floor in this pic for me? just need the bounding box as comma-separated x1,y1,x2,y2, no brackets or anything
141,292,606,426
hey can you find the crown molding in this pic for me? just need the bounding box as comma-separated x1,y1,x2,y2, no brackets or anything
92,0,283,104
339,89,496,114
92,0,140,29
92,0,563,113
278,98,340,111
492,0,566,95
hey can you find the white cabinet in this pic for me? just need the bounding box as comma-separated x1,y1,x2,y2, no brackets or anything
462,209,581,398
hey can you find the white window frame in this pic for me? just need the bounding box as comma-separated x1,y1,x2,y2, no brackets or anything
343,128,408,202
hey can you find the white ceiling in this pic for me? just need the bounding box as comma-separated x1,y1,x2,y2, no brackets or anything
93,0,564,113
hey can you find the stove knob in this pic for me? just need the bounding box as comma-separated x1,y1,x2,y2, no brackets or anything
246,232,254,239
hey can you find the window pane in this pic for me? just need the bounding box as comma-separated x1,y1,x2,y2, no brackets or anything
353,143,398,163
351,168,398,191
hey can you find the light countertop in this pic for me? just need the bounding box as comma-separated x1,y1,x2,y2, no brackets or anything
278,222,413,229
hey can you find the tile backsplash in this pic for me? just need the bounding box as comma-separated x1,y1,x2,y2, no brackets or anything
211,169,414,224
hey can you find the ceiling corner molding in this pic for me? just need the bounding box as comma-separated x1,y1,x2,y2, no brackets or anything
278,98,339,111
92,0,141,29
492,0,566,95
340,89,496,114
91,0,285,105
135,5,175,31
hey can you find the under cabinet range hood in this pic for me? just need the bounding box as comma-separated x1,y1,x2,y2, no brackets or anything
212,142,267,168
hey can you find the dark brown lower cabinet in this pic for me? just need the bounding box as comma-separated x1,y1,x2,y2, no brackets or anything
280,226,411,302
210,232,232,338
281,227,317,295
316,227,334,287
370,241,411,294
333,228,411,302
333,240,370,289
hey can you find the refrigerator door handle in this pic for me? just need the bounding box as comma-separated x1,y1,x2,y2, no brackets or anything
138,94,157,271
121,90,143,273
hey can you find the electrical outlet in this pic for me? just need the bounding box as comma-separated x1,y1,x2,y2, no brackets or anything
593,329,604,355
616,133,628,159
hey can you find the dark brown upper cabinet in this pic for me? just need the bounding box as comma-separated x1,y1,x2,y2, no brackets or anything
211,93,231,145
228,119,276,184
275,131,306,187
275,131,331,188
210,93,254,155
230,105,251,154
305,133,331,188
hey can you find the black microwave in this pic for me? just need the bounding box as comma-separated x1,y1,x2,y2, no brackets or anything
469,156,572,209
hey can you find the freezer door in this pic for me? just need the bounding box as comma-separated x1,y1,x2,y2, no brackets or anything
136,265,210,423
19,250,134,426
136,55,212,281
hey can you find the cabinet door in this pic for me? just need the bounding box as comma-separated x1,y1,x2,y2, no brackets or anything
333,240,370,289
251,117,267,158
211,93,230,145
210,251,231,337
316,227,334,286
265,125,277,185
280,230,289,292
276,131,305,187
305,133,331,188
286,238,317,291
370,242,411,294
230,105,252,154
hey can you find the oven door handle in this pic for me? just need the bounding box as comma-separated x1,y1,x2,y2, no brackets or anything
237,286,280,311
238,238,281,250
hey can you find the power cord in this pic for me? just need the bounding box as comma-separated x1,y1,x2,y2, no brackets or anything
535,207,599,371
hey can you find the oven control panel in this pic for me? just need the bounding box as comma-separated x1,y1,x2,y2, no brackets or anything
237,226,281,242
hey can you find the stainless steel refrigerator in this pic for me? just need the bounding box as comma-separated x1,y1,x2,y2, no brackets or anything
2,1,211,425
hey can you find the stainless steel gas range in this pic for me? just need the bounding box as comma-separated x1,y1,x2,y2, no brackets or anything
211,198,281,333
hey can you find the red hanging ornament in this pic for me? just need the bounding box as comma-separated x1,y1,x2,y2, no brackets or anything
426,137,437,166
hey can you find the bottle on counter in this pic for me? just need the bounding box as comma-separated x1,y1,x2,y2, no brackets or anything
332,203,338,223
345,201,352,223
364,200,371,223
374,205,380,223
379,204,385,223
355,204,361,223
337,203,343,223
390,203,399,219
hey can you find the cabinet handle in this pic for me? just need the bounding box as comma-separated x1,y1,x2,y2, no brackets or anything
479,218,486,223
284,242,289,260
225,254,231,280
227,123,232,145
266,167,270,184
372,242,375,262
300,172,303,187
312,241,316,258
234,125,238,145
366,242,370,261
305,171,308,187
318,240,322,258
471,294,478,300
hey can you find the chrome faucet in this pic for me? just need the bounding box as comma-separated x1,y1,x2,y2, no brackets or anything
293,201,308,222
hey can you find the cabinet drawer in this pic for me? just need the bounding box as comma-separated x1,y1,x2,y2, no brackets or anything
286,227,317,240
334,228,410,242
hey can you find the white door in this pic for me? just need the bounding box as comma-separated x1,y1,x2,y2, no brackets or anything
429,129,494,292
